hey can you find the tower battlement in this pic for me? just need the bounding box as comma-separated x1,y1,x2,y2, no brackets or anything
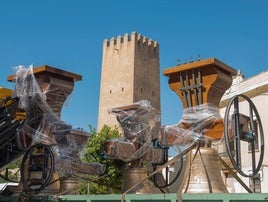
103,32,158,48
98,32,160,131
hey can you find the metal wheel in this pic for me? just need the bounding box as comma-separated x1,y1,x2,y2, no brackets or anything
224,94,264,177
20,144,55,193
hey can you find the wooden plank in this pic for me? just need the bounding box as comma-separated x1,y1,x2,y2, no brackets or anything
163,57,237,76
7,65,82,82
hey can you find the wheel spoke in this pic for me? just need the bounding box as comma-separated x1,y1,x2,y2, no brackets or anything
224,94,264,178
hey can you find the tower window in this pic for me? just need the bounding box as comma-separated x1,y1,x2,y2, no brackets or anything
140,88,143,93
110,90,112,94
122,87,124,92
152,91,155,96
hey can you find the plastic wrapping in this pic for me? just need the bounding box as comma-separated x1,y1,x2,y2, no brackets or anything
12,65,105,176
143,146,165,164
55,157,106,177
13,65,72,147
105,100,164,163
56,129,89,159
104,139,137,161
55,129,105,176
104,138,162,162
160,103,224,151
109,100,160,143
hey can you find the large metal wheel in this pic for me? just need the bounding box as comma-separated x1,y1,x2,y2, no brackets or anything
20,144,55,193
224,94,264,177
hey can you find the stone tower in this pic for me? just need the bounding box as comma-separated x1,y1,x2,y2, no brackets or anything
97,32,160,131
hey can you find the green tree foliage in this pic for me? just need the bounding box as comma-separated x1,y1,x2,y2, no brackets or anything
0,161,21,183
79,125,125,194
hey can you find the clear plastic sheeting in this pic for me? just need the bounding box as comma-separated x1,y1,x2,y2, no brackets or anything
105,100,164,163
13,65,72,147
56,129,90,159
109,100,160,143
55,129,106,176
143,146,165,164
55,157,106,177
105,139,161,162
160,103,224,151
12,65,105,176
104,139,137,161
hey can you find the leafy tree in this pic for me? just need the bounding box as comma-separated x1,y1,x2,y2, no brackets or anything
79,125,125,194
0,161,21,183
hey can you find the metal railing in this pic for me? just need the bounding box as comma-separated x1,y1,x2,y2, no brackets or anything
1,193,268,202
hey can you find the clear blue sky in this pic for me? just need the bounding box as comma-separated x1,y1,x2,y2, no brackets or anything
1,0,268,131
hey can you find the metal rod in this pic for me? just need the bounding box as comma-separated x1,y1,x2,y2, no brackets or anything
179,72,188,108
192,69,199,105
197,68,203,104
185,71,192,107
249,104,257,175
219,156,253,193
121,141,197,197
42,147,49,180
234,97,241,169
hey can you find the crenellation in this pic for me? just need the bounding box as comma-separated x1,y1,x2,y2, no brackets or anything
137,35,158,49
103,32,158,49
131,32,138,41
148,39,158,48
117,35,123,44
137,33,142,41
104,39,110,47
98,32,160,131
124,33,131,42
152,41,159,48
136,34,146,44
110,37,116,45
142,36,148,44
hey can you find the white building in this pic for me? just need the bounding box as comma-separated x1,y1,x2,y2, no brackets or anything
218,69,268,193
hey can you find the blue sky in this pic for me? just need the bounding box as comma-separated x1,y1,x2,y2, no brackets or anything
1,0,268,131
